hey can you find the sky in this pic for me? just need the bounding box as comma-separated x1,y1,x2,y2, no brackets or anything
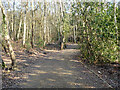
1,0,120,11
1,0,120,3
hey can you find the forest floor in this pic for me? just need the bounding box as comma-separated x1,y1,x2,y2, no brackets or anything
2,42,120,88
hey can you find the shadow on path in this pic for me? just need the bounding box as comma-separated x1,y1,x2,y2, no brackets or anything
14,49,110,88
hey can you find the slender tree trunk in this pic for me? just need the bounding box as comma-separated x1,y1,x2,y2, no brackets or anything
26,20,29,40
17,10,22,40
11,9,14,40
0,34,4,69
73,26,76,43
38,2,42,41
23,12,26,47
29,17,31,39
49,27,51,43
0,0,16,68
27,19,30,39
31,0,34,48
59,0,64,50
13,0,16,41
43,0,47,47
0,41,6,69
23,3,27,47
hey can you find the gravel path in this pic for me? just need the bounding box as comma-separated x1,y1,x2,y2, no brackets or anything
12,49,110,88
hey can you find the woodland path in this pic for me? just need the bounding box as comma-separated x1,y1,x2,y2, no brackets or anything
3,44,111,88
10,44,111,88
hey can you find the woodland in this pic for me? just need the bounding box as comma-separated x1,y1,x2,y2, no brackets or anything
0,0,120,88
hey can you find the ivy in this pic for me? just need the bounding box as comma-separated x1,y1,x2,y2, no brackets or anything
72,2,119,64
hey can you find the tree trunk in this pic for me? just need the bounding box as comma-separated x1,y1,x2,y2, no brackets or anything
23,3,28,47
13,0,16,41
23,12,26,47
17,10,22,40
43,0,47,47
0,43,6,69
0,0,16,68
59,0,64,50
31,0,34,48
73,26,76,43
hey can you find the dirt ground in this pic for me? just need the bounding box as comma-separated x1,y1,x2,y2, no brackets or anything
2,43,119,88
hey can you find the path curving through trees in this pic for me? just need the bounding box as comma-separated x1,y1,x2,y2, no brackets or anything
7,44,111,88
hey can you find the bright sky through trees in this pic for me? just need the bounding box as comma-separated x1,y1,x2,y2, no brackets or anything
1,0,120,2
